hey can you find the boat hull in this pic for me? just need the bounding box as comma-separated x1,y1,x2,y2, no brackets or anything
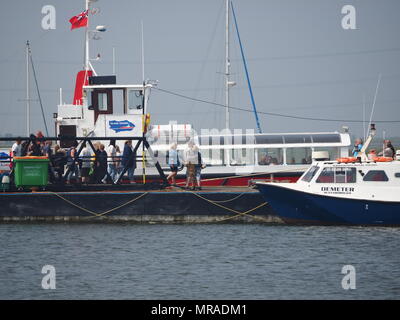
256,183,400,225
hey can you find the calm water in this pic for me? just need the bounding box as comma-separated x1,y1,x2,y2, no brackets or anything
0,223,399,300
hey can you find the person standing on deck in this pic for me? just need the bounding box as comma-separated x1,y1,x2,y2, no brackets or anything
194,147,205,190
96,144,108,183
80,142,92,185
121,140,136,184
167,143,180,186
352,138,363,157
66,141,80,184
11,139,22,157
184,140,198,190
102,139,117,183
378,140,396,159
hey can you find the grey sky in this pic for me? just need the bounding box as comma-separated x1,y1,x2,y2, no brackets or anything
1,0,399,139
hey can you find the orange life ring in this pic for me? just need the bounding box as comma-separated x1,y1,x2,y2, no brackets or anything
374,157,393,162
336,157,357,163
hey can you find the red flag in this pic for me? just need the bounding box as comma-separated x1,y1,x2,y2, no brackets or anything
69,10,88,30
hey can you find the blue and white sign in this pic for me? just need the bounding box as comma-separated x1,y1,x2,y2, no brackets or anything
109,120,135,133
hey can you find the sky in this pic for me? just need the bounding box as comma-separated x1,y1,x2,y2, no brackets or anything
1,0,400,140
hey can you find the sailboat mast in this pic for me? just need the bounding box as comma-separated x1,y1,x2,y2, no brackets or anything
225,0,230,130
26,40,30,136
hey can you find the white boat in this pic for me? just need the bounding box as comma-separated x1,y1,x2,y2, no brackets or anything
255,125,400,225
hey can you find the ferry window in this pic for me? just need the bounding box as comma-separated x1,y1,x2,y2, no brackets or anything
286,148,312,165
363,170,389,182
284,135,311,144
395,173,400,178
202,149,225,166
231,148,254,166
86,90,92,109
127,90,143,110
255,135,283,144
301,166,319,182
257,148,283,165
98,93,108,111
311,134,341,143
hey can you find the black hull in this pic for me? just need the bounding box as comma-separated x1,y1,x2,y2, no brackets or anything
0,188,281,223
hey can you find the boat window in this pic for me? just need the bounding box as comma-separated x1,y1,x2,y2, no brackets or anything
127,90,143,110
98,92,108,111
363,170,389,182
255,135,283,144
257,148,283,165
301,166,319,182
283,135,312,144
230,148,254,166
311,134,341,143
201,149,226,166
286,148,312,165
316,167,356,183
395,173,400,178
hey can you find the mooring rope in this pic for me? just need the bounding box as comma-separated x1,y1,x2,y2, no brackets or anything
51,192,149,218
50,189,269,222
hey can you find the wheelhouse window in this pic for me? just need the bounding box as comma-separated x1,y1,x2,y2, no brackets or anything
127,90,143,111
363,170,389,182
316,167,356,183
98,92,108,111
286,148,312,165
257,148,283,165
301,166,319,182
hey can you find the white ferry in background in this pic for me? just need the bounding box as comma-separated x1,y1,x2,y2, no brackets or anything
255,125,400,225
146,125,351,186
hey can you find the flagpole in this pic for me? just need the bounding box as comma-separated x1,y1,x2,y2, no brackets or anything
85,0,89,71
26,40,30,136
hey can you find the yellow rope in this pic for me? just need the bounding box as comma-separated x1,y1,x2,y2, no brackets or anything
51,192,148,218
190,191,270,222
51,189,269,222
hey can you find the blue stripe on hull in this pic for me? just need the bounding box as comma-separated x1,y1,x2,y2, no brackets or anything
256,184,400,225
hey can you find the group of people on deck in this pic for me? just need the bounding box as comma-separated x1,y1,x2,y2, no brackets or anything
352,138,397,159
166,140,205,190
10,132,137,185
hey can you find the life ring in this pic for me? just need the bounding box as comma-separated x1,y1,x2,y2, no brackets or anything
336,157,357,163
374,157,393,162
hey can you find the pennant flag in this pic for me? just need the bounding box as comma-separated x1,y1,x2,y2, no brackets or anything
69,10,88,30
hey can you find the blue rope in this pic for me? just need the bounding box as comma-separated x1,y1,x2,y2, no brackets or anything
231,2,262,133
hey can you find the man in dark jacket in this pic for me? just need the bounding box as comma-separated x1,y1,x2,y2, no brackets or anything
121,140,136,183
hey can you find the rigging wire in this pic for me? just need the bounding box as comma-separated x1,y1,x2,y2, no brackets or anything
153,87,400,123
29,45,49,136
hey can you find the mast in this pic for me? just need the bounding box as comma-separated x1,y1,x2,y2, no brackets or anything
26,40,30,136
225,0,230,130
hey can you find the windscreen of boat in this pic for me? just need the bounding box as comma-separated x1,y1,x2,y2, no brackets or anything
301,165,319,182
